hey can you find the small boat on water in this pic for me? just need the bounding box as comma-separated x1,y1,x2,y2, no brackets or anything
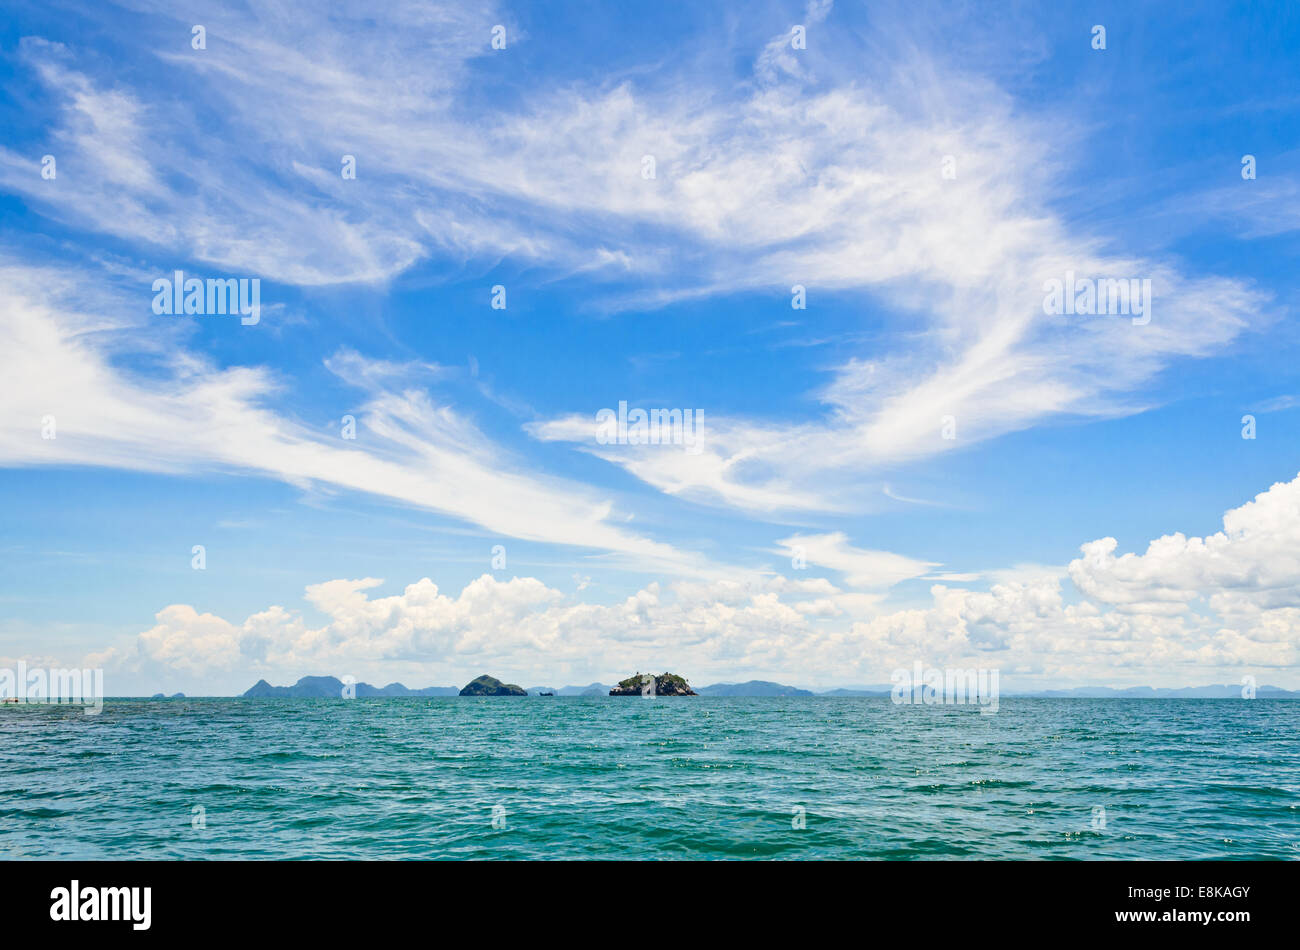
538,692,555,696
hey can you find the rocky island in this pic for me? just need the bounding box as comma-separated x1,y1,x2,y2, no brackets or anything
609,672,697,696
459,674,528,696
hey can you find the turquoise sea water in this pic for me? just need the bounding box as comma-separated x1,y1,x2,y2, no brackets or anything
2,697,1297,859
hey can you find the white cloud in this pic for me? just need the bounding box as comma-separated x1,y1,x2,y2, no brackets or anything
78,472,1300,689
0,5,1268,519
0,261,710,574
514,81,1264,510
1069,473,1300,612
1255,394,1300,413
0,1,1290,693
775,532,937,589
755,0,835,85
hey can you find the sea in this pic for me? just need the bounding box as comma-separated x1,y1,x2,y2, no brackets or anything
2,697,1297,859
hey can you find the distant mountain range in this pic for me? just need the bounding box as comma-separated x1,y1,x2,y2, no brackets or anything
1006,684,1300,698
241,677,822,698
234,676,1300,699
243,676,459,698
814,684,1300,698
695,680,815,697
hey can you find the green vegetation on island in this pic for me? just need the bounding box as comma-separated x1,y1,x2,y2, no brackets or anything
609,672,697,696
459,674,528,696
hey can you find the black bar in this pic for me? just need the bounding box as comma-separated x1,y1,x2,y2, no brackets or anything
2,860,1291,936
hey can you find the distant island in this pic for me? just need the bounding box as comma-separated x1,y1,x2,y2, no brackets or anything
234,675,1300,699
459,674,528,696
610,672,697,696
243,676,458,698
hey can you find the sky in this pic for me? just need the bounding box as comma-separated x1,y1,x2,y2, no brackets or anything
1,0,1298,695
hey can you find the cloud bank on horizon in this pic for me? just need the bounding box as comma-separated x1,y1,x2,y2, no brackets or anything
85,470,1300,691
1,0,1298,692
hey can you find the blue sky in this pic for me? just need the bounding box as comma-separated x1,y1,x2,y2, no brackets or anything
1,0,1299,694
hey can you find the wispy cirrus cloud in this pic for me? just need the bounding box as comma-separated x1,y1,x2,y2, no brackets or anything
0,3,1267,525
0,260,711,575
774,532,938,589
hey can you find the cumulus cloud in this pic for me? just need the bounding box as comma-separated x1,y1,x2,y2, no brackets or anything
113,572,824,686
1069,473,1300,612
86,472,1300,689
